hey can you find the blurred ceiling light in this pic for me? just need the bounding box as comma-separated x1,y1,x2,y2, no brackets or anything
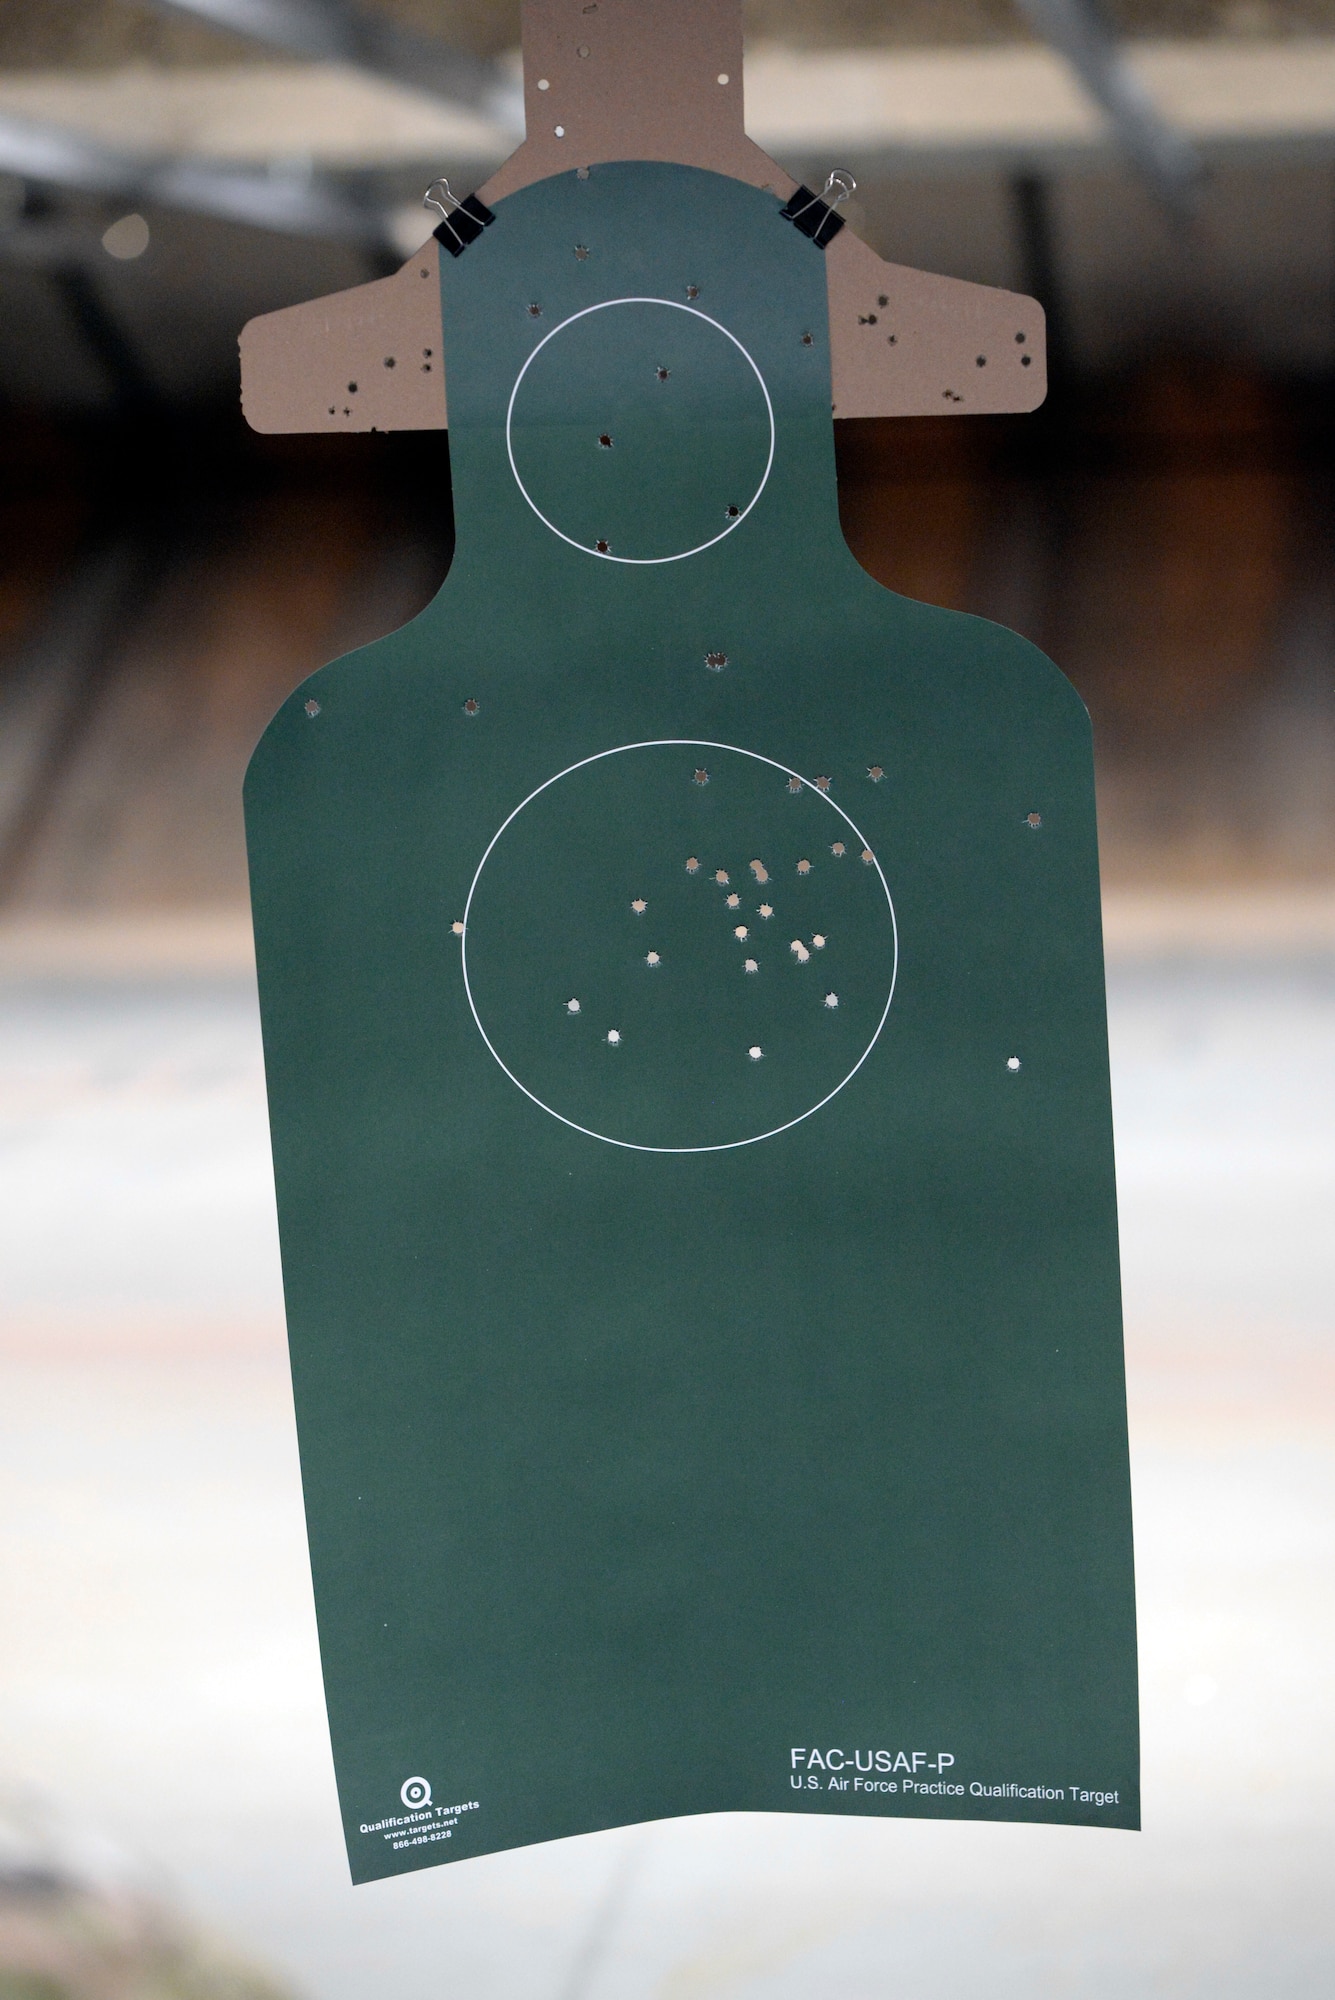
148,0,1192,212
1,37,1331,255
0,108,389,243
0,66,503,168
147,0,522,127
102,211,151,259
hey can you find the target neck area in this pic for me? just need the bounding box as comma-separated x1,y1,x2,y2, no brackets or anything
437,163,851,591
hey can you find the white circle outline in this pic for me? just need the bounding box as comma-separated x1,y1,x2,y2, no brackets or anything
459,740,898,1154
504,299,776,565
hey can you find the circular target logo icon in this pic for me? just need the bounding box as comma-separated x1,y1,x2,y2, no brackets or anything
400,1776,432,1809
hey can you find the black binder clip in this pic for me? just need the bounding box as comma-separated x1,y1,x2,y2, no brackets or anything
780,171,855,251
424,178,495,257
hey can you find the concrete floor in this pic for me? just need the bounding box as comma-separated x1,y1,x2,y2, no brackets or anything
0,926,1331,1998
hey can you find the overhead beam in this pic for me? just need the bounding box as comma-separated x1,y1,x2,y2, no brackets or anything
147,0,522,126
1013,0,1202,214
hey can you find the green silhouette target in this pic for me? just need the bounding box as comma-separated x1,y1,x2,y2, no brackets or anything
246,163,1138,1883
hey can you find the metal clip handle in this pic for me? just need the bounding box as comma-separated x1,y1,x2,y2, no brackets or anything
423,178,462,221
423,181,496,258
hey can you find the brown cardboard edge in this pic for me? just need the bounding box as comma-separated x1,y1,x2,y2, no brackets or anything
239,0,1046,434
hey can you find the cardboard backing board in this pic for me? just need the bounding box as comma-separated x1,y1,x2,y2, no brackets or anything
245,160,1137,1881
240,249,449,434
238,0,1045,434
481,0,765,199
826,231,1043,418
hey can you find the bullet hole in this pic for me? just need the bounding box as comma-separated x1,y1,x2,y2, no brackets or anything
796,859,812,875
800,331,814,346
1022,355,1033,367
685,856,701,872
812,934,826,949
861,848,874,865
726,893,740,909
725,504,740,518
575,244,590,259
887,334,898,345
327,406,335,414
566,998,581,1013
595,539,611,553
1026,812,1043,828
645,951,661,967
824,992,839,1008
1016,331,1026,343
692,768,709,785
463,698,480,715
976,355,987,367
748,1045,764,1060
598,432,613,447
421,364,432,373
705,651,727,669
858,313,878,325
424,348,433,357
304,698,320,717
831,841,846,856
867,765,885,782
878,293,888,306
735,925,749,941
791,940,810,963
715,869,730,885
786,776,802,794
750,860,769,883
814,774,831,791
348,382,358,393
657,366,670,380
744,958,759,973
527,303,542,316
606,1029,622,1045
685,284,699,299
1007,1056,1022,1071
420,268,429,278
758,903,773,918
384,356,396,368
631,898,647,913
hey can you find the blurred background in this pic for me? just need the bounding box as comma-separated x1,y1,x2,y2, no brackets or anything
0,3,1332,1997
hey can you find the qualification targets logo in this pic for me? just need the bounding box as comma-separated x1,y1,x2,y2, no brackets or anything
400,1776,432,1810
